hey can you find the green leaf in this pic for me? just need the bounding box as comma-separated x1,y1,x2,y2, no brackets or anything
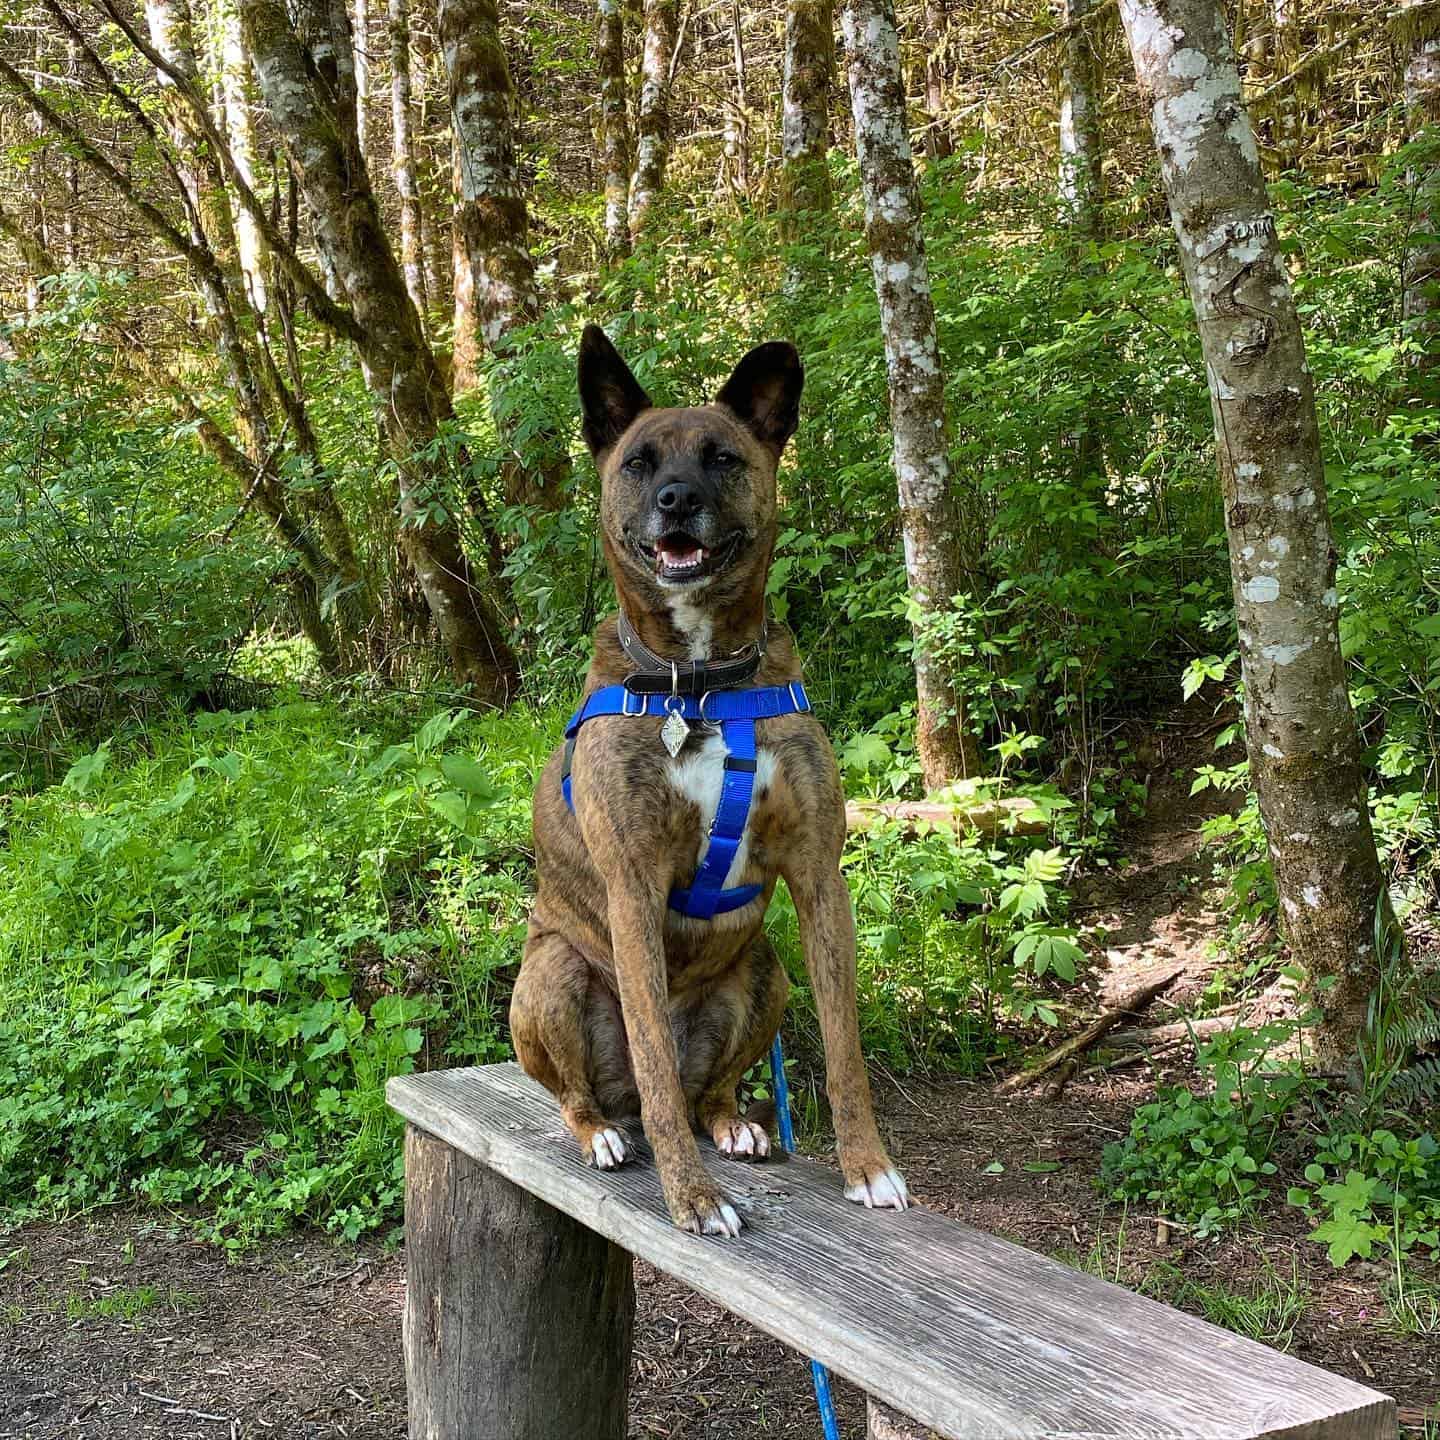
62,742,111,795
427,790,470,832
841,733,892,775
439,755,496,800
1309,1212,1381,1268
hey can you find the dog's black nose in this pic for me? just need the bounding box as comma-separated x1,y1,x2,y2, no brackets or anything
655,479,702,519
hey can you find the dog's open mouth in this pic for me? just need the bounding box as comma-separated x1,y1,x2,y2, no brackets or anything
639,531,742,585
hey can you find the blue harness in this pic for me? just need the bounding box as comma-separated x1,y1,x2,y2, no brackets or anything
561,681,812,921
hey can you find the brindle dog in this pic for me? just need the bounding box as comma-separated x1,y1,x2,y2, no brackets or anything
511,326,908,1236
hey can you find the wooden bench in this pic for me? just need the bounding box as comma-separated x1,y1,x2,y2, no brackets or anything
388,1063,1397,1440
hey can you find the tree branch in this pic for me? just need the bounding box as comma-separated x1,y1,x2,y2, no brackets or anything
37,0,206,247
0,200,61,276
0,51,198,263
91,0,366,346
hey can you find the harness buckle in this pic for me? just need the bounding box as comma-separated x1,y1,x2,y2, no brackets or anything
621,688,645,717
697,690,719,727
788,681,810,713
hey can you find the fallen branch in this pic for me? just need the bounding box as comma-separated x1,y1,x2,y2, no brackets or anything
845,797,1049,837
997,968,1184,1095
1107,1009,1240,1051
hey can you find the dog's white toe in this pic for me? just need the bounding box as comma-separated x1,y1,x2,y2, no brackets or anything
845,1167,910,1211
701,1202,743,1237
591,1128,628,1169
715,1119,770,1160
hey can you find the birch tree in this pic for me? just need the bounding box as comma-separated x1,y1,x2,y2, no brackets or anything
840,0,980,786
1058,0,1103,237
1118,0,1392,1055
143,0,238,270
779,0,832,221
629,0,678,236
596,0,631,256
352,0,373,160
721,0,750,198
1401,0,1440,368
389,0,428,318
237,0,519,703
922,0,951,160
218,0,268,311
437,0,539,356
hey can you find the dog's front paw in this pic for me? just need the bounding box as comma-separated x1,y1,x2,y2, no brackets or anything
670,1182,744,1237
585,1126,631,1170
712,1115,771,1161
843,1163,910,1212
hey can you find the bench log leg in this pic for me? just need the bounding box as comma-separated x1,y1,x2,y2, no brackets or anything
403,1124,635,1440
868,1397,943,1439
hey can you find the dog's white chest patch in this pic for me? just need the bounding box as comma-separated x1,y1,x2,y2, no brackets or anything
668,732,777,886
665,594,713,660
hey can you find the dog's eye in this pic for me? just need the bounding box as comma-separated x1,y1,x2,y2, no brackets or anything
713,450,740,468
622,455,647,475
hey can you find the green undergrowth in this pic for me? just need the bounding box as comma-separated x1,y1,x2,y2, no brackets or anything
1101,1020,1440,1272
0,699,540,1245
0,696,1087,1245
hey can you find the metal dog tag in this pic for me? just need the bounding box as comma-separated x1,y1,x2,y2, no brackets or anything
660,706,690,757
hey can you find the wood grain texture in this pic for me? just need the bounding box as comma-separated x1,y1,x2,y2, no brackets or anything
402,1124,634,1440
389,1064,1397,1440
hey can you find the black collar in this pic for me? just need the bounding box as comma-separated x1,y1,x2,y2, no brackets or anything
617,610,767,695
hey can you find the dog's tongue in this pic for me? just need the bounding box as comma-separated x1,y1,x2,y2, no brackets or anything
657,539,704,572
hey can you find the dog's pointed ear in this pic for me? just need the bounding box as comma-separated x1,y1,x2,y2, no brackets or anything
578,324,652,460
714,342,804,459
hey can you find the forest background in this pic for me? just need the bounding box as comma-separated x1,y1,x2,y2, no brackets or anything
0,0,1438,1327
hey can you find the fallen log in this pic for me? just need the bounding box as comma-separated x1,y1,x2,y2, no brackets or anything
845,797,1049,838
996,968,1184,1095
1107,1011,1240,1050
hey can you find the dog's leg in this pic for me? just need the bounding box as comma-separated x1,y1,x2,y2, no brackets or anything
511,929,633,1170
602,881,744,1236
782,862,909,1211
687,937,789,1161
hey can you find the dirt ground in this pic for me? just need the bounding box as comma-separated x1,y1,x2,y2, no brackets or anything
3,734,1438,1439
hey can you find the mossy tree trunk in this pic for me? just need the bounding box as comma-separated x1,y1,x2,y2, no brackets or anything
779,0,833,224
629,0,678,237
438,0,539,356
721,0,750,198
1402,0,1440,374
839,0,981,787
1058,0,1104,239
922,0,952,160
597,0,632,257
1118,0,1393,1057
217,0,269,312
239,0,519,704
438,0,567,509
144,0,238,274
389,0,429,322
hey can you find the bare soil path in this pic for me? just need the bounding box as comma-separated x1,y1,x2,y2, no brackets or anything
3,737,1437,1439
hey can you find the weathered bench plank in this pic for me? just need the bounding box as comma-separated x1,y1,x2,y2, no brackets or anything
389,1064,1396,1440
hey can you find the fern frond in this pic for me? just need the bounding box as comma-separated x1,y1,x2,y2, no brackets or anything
1390,1057,1440,1110
1392,1002,1440,1054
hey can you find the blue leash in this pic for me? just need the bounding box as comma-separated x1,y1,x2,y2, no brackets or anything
770,1033,842,1440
